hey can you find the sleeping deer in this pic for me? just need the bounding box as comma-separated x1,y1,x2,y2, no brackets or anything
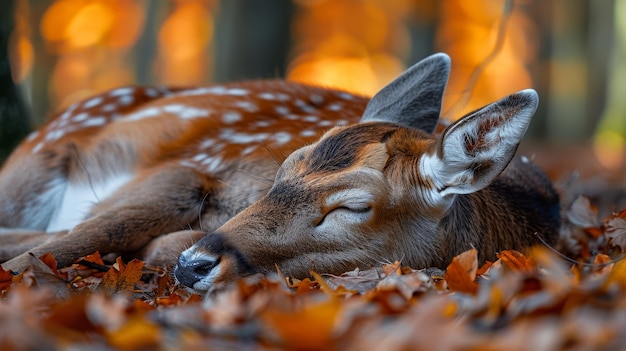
0,53,559,294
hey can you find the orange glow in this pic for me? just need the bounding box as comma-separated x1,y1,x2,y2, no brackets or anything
65,2,114,49
287,0,413,95
10,1,34,83
594,130,626,171
436,0,537,120
41,0,84,43
10,36,33,83
156,0,215,85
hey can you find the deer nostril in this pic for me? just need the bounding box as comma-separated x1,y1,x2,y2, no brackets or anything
174,255,221,289
191,257,220,276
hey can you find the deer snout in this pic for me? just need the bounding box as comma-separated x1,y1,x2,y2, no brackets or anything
174,232,255,293
174,254,220,289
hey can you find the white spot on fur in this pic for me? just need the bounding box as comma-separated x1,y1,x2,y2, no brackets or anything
200,139,216,149
118,94,134,106
177,87,249,97
145,88,159,97
338,92,354,100
72,112,89,122
222,112,242,124
59,110,72,120
241,145,257,155
327,103,343,111
32,142,44,154
233,101,259,112
259,92,276,100
83,96,104,109
295,99,316,113
109,87,134,97
82,116,107,127
275,106,290,115
255,120,272,128
202,156,223,172
101,103,117,112
303,115,319,123
169,105,209,119
274,132,292,145
26,131,39,141
193,153,209,162
45,129,66,142
220,130,269,144
300,130,316,137
124,107,161,121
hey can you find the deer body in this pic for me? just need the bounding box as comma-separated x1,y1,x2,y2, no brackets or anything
0,54,560,294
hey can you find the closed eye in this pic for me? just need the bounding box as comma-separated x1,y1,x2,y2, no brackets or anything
315,205,372,227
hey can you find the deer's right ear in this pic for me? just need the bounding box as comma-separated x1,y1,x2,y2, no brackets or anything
421,89,539,197
360,53,450,134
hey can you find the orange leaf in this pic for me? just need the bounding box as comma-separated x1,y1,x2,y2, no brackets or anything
0,266,15,292
81,251,106,266
107,317,161,351
261,298,341,349
39,252,60,275
497,250,537,274
100,257,144,296
444,249,478,294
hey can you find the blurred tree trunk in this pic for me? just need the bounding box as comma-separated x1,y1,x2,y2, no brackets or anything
0,0,30,163
213,0,294,82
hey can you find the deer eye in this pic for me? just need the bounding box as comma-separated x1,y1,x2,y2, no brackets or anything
314,204,372,227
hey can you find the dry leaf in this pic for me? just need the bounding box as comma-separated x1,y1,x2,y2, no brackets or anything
497,250,538,274
567,195,599,228
444,249,478,294
605,212,626,251
100,257,144,296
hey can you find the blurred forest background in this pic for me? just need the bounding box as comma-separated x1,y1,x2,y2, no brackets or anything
1,0,625,175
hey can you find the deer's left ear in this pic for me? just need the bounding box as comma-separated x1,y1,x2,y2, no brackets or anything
421,89,538,197
361,53,450,134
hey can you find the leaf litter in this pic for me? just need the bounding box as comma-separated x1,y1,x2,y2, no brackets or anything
2,196,626,350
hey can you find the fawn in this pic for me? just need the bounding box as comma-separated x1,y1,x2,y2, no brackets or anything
0,54,560,293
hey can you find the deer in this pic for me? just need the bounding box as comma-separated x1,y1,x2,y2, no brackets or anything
0,53,560,294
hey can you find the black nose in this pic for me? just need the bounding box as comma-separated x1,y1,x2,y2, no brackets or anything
174,255,220,288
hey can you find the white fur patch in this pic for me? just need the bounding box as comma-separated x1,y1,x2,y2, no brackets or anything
46,172,134,232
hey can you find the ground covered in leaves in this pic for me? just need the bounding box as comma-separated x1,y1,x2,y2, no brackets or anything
2,195,626,350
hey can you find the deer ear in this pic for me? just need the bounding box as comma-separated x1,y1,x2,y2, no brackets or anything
422,89,538,197
360,53,450,134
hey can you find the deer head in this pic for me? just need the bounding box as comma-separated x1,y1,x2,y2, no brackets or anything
172,53,543,294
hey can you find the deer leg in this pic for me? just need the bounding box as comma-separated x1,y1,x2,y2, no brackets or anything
0,230,70,262
1,166,215,273
135,230,206,268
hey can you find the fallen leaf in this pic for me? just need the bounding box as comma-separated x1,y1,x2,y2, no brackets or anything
0,266,14,292
567,195,599,228
107,317,161,351
261,297,342,349
605,214,626,251
100,257,144,296
444,249,478,294
21,253,71,298
497,250,538,274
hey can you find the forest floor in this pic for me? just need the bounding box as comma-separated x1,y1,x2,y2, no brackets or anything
1,144,626,351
